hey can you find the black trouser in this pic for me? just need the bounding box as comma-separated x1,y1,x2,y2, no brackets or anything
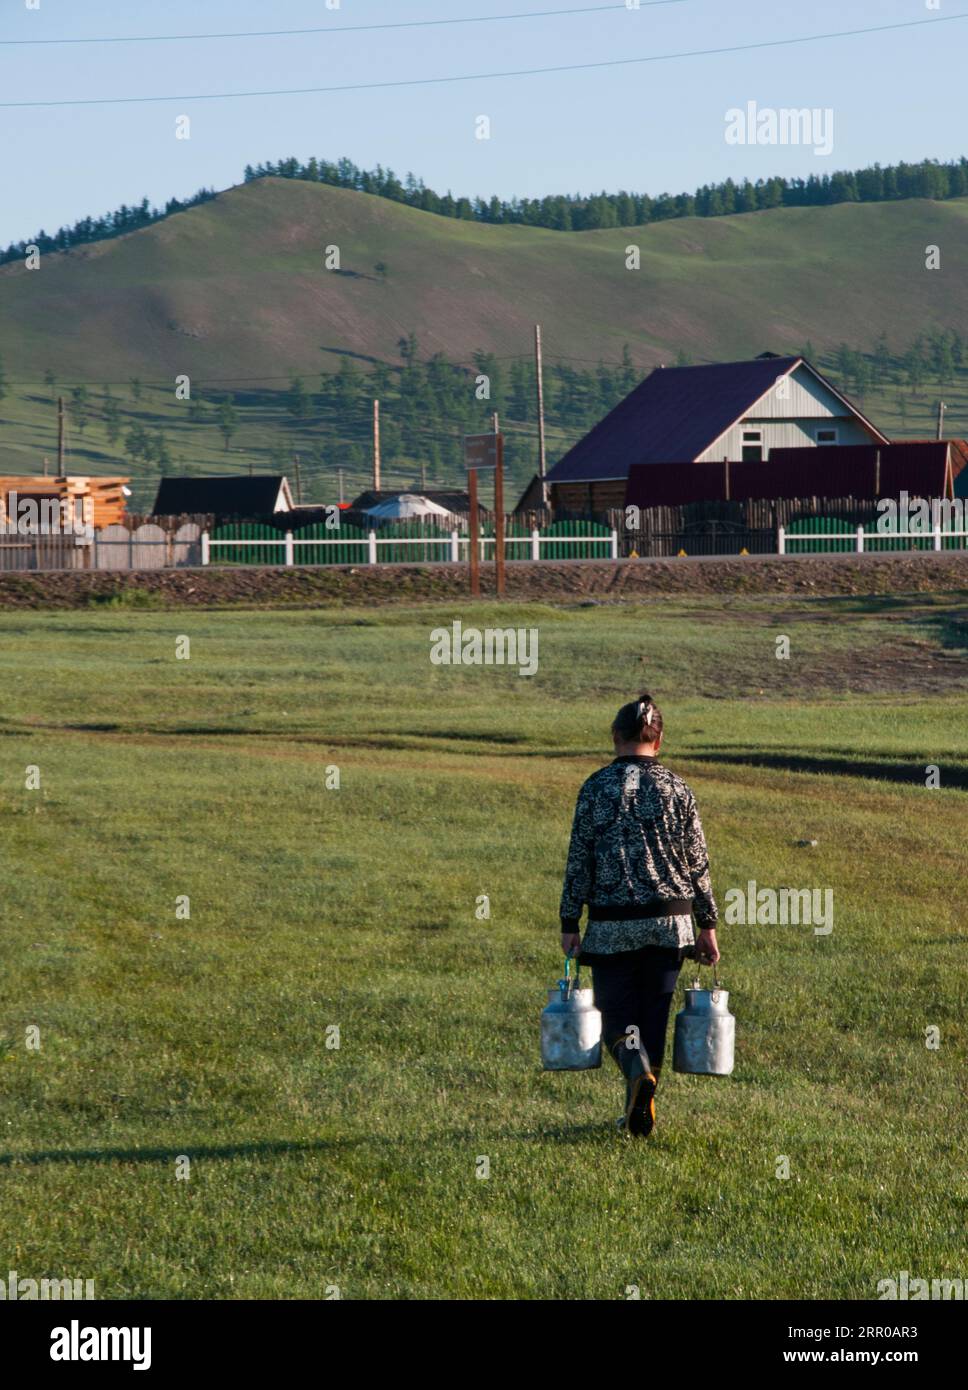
590,946,686,1073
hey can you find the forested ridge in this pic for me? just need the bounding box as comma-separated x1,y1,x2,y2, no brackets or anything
4,152,967,266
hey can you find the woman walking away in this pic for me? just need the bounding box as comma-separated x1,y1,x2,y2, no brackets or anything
559,695,720,1138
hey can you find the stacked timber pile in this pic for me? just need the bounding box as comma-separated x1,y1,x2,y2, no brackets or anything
0,475,129,529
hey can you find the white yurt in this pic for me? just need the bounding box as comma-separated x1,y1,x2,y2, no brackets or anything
362,493,455,522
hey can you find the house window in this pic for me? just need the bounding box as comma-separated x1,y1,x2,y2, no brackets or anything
816,426,839,445
742,429,763,464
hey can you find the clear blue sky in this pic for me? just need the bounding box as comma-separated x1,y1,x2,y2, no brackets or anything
1,0,965,245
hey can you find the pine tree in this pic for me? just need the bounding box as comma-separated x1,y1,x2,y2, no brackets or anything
69,384,90,433
124,423,149,460
618,344,638,396
871,333,891,385
216,396,239,450
287,376,310,420
334,359,362,416
103,396,122,446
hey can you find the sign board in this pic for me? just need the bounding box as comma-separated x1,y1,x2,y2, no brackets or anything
464,433,501,470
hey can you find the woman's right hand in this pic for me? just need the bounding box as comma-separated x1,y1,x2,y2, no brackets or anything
694,928,720,965
560,931,582,958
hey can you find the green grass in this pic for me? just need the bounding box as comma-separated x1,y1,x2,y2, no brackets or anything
0,595,965,1299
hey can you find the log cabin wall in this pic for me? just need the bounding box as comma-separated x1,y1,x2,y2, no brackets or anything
551,479,626,516
0,476,129,530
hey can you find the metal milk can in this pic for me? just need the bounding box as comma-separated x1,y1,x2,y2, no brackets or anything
540,959,602,1071
673,967,735,1076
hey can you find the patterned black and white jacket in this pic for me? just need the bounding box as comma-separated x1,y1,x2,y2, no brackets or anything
559,755,718,953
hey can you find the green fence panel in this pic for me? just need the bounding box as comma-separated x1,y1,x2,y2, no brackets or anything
786,516,855,554
210,521,286,566
209,515,625,566
541,518,611,560
293,520,369,565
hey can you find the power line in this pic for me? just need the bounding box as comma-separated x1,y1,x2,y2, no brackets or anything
1,13,964,109
0,3,687,47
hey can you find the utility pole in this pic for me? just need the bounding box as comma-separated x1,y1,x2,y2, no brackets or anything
493,411,505,597
468,467,480,598
937,400,946,441
293,454,302,504
535,324,548,508
372,398,381,491
338,467,345,505
57,395,65,475
420,458,427,491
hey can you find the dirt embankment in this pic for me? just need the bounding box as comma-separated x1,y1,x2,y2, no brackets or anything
1,552,968,610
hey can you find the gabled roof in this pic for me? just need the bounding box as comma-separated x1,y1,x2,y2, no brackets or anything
152,474,291,516
547,356,888,483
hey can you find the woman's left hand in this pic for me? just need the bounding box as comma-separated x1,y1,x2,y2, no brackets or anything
560,931,581,958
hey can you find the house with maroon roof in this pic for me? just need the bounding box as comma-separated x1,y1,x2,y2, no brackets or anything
545,354,889,514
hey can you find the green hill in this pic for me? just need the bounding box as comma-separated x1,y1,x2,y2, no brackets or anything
2,177,968,509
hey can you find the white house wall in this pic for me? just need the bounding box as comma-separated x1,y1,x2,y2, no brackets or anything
695,364,879,462
697,415,873,461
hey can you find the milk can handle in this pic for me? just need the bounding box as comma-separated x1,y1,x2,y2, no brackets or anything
564,955,582,989
693,959,722,991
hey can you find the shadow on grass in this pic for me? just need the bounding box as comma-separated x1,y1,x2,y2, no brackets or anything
1,1123,613,1168
685,748,968,788
0,1138,344,1167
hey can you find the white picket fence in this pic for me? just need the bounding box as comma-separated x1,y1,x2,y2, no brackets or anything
779,525,968,553
3,519,966,572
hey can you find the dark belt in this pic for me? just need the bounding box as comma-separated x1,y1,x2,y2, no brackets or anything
586,898,693,921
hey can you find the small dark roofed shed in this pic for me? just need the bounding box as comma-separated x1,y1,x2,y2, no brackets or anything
152,475,293,517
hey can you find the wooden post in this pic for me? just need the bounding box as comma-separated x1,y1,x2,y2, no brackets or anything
494,428,506,597
724,457,730,501
57,396,65,475
338,467,345,505
468,467,480,597
937,400,946,441
293,455,302,504
373,399,381,491
874,449,881,497
535,324,548,508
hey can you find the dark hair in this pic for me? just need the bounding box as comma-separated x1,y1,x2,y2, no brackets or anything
612,692,663,745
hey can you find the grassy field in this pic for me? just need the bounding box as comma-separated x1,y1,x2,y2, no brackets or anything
1,594,966,1299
